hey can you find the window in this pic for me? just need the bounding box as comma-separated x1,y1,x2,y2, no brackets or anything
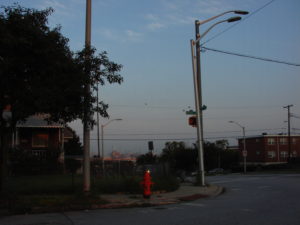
279,138,287,145
256,139,260,143
280,151,288,158
32,132,49,147
268,138,275,145
268,151,276,159
292,138,297,144
292,151,297,157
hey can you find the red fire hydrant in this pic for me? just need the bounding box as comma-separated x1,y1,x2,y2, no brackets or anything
141,170,154,199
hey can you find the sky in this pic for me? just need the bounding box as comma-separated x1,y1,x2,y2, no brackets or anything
2,0,300,156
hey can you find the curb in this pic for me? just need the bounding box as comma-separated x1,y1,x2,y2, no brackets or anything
98,185,225,209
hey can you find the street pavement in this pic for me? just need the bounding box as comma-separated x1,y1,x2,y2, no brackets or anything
1,173,300,225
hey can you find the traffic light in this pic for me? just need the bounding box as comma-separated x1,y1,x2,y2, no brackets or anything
148,141,154,151
188,116,197,127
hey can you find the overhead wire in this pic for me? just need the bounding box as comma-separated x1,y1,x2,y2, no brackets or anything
201,0,277,46
199,0,300,66
202,46,300,66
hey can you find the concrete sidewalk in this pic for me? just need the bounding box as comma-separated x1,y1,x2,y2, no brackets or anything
98,183,223,209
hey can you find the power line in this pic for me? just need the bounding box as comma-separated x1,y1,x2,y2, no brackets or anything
201,0,277,45
291,114,300,119
202,46,300,66
96,128,285,137
89,136,240,141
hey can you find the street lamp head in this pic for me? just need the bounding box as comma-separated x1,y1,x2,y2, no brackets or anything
227,16,241,23
115,118,123,121
228,121,234,123
234,10,249,15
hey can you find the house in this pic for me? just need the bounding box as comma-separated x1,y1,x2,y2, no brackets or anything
238,134,300,165
15,115,63,156
12,115,75,161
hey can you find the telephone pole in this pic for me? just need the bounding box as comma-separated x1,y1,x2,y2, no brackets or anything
83,0,92,193
283,104,293,162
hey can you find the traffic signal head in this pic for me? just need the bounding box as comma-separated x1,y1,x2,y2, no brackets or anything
188,116,197,127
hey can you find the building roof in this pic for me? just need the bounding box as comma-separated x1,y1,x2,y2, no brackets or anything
238,134,300,140
17,115,64,128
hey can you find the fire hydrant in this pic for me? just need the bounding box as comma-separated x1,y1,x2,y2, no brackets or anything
141,170,154,199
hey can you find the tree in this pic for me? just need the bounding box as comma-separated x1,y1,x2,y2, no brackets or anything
136,153,157,165
160,142,197,172
0,4,123,191
74,47,123,127
0,4,83,190
64,133,83,156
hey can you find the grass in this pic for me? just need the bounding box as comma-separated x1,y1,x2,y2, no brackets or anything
0,174,180,214
3,174,82,195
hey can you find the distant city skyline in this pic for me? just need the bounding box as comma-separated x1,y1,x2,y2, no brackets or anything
2,0,299,156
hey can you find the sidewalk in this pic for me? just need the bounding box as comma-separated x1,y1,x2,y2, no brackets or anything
98,183,224,209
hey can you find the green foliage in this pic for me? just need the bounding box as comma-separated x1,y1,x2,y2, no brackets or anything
74,47,123,127
3,175,79,195
0,4,123,190
160,141,197,172
204,141,239,170
65,159,81,175
9,148,62,175
159,141,239,172
136,153,157,165
94,176,142,194
0,4,83,124
2,193,107,214
152,176,180,192
0,4,123,127
64,134,83,156
93,175,179,194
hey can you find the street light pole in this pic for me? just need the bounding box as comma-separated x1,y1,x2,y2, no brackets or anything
229,121,247,173
101,119,122,176
283,104,293,162
191,10,248,186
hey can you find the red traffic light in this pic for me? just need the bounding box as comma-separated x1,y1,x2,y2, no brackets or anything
188,116,197,127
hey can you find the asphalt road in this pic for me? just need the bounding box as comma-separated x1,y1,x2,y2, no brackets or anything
1,173,300,225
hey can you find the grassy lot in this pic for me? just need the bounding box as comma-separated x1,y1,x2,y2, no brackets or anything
2,174,179,195
0,174,179,214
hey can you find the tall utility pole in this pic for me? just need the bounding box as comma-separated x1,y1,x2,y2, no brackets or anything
83,0,91,193
283,104,293,162
194,20,205,186
191,10,248,186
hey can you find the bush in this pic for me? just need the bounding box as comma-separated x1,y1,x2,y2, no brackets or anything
94,176,142,194
94,175,180,194
152,176,180,192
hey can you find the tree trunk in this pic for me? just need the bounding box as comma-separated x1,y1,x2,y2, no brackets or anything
0,127,9,192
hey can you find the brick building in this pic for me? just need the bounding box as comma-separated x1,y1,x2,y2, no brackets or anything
238,134,300,165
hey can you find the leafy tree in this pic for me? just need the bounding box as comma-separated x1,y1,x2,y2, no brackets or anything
64,133,83,156
160,140,239,173
0,4,123,190
74,47,123,127
204,141,239,170
136,153,157,165
160,142,197,172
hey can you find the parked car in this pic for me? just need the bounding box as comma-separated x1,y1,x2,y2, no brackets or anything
208,168,224,174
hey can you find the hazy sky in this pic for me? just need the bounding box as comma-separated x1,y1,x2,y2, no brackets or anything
2,0,300,156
